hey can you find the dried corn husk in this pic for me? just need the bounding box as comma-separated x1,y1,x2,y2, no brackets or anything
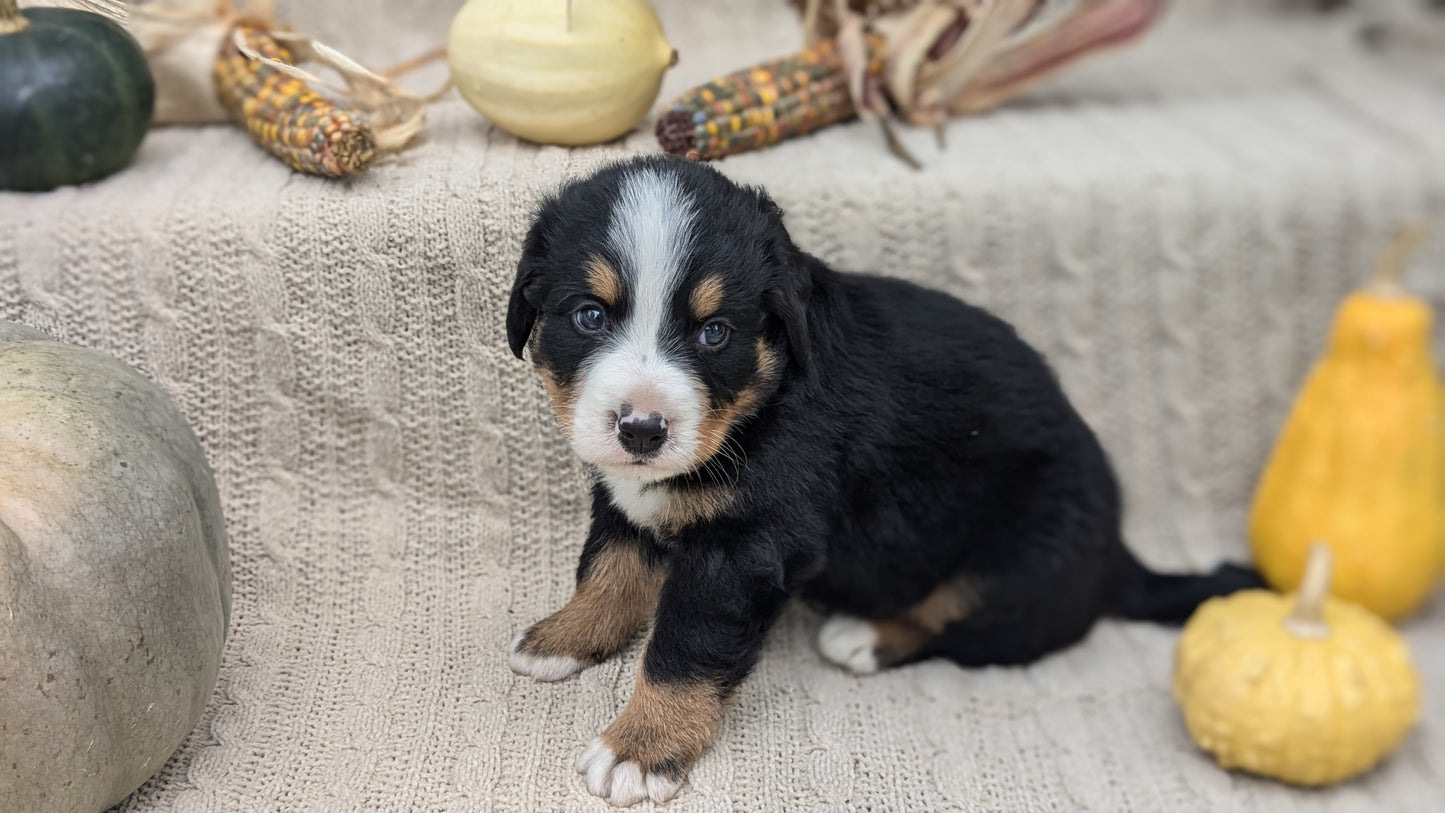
661,0,1157,163
789,0,924,42
796,0,1161,126
122,0,252,125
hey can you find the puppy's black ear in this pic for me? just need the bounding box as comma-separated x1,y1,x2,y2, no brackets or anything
765,272,811,370
506,277,537,360
758,193,812,369
508,208,551,360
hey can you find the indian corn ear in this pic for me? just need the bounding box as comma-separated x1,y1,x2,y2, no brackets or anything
213,24,375,177
655,35,883,161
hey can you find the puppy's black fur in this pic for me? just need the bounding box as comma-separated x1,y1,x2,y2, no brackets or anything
508,155,1261,791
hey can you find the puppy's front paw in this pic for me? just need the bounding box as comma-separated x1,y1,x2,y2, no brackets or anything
508,631,585,682
817,614,880,674
576,738,682,807
575,678,721,806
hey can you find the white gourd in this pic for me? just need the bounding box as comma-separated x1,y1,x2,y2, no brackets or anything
448,0,677,146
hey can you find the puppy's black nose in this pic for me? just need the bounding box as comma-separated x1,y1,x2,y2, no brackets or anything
617,412,668,456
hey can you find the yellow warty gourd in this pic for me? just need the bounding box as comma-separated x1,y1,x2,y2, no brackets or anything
447,0,677,147
1174,544,1421,786
1249,224,1443,620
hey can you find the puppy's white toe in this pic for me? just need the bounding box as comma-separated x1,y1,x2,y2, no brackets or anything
508,633,583,682
646,771,682,803
608,761,648,806
576,738,610,775
818,615,880,674
576,737,682,807
579,739,616,798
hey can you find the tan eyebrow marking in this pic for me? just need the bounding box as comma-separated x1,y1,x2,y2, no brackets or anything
585,256,623,305
689,274,725,320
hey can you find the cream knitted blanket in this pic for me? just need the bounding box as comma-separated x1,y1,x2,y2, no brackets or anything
1,1,1442,810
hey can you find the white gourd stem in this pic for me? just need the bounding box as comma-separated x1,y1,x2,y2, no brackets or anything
0,0,28,36
1284,543,1332,640
1367,222,1429,296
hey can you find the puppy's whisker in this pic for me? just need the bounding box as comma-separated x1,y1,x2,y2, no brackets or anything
712,433,743,466
693,425,745,483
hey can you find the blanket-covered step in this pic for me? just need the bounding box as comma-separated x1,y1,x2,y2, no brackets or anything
1,9,1439,571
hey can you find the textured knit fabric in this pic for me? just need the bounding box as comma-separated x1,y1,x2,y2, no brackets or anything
1,1,1443,810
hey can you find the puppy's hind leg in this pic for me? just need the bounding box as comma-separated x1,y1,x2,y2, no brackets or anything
817,576,978,675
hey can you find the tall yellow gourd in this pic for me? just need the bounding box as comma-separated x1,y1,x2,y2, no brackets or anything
1249,225,1443,620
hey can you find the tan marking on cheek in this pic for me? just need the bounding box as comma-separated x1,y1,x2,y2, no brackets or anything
600,670,724,776
753,337,781,380
524,314,547,356
524,543,664,663
585,256,623,306
689,274,726,320
537,368,577,438
693,389,757,467
690,338,783,467
653,486,734,535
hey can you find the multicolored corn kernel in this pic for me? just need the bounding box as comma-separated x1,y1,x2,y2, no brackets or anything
655,35,885,161
213,25,376,177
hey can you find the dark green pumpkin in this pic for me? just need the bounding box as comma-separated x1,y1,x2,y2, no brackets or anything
0,3,155,192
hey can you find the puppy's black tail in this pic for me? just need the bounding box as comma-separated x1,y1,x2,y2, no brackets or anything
1112,551,1266,625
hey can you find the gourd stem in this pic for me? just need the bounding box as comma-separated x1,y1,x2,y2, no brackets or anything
1284,542,1332,640
0,0,28,36
1369,221,1429,292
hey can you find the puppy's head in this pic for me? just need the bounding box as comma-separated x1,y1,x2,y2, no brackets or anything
508,156,810,483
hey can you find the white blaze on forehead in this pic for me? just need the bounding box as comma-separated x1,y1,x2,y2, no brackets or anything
607,167,695,349
569,165,708,483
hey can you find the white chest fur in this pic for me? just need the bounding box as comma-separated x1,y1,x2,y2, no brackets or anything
602,475,671,532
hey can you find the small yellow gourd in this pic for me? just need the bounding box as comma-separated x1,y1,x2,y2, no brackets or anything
1249,224,1443,620
1174,544,1421,786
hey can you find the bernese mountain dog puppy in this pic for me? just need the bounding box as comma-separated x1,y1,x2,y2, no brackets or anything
505,154,1260,806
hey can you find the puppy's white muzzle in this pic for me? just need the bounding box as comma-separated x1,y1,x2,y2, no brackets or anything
572,345,704,482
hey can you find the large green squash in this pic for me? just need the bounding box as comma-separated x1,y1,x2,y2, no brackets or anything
0,1,156,191
0,322,231,812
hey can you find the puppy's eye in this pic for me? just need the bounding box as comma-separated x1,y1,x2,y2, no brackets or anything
573,305,607,334
698,320,731,349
